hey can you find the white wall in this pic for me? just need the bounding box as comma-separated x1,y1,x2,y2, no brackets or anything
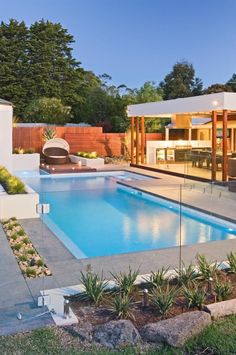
0,104,13,172
12,153,40,171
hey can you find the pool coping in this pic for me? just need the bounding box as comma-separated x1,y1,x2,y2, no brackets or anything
117,180,236,224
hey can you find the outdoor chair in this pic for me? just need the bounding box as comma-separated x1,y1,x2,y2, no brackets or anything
43,138,70,165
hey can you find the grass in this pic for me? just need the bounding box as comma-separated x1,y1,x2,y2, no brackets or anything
1,316,236,354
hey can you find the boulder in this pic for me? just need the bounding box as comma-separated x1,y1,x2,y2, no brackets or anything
141,311,211,348
93,320,141,349
67,321,93,342
205,299,236,319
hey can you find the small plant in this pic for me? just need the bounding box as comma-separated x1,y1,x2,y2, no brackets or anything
78,271,109,305
6,224,14,231
150,285,176,319
175,262,199,287
14,242,23,251
42,127,57,142
182,285,206,310
111,293,134,320
27,248,36,255
227,252,236,274
25,267,37,277
24,148,35,154
18,229,25,236
11,233,18,241
111,267,139,296
214,278,233,301
145,267,169,289
13,147,25,154
22,237,30,244
19,255,28,262
197,254,218,281
36,259,44,267
6,176,26,195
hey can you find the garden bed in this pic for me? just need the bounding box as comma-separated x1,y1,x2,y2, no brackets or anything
1,217,52,278
68,255,236,331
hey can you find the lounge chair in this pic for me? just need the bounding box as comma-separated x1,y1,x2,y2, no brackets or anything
43,138,70,165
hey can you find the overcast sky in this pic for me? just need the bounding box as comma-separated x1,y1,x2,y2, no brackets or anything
0,0,236,89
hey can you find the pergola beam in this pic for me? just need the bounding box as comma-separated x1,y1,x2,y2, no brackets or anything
222,110,228,181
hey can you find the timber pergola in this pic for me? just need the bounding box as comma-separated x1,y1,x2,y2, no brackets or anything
127,92,236,182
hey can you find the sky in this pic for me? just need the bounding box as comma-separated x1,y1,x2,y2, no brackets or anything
0,0,236,89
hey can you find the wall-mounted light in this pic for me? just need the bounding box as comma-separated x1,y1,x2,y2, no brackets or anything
212,100,219,106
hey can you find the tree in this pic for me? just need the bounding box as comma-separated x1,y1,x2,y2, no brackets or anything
226,74,236,92
204,83,233,94
160,61,203,100
0,19,29,115
24,97,71,124
27,20,83,108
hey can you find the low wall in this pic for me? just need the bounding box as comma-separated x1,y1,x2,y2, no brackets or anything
0,185,39,219
13,126,163,156
12,153,40,171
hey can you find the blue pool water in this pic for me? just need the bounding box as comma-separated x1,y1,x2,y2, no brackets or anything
22,172,236,259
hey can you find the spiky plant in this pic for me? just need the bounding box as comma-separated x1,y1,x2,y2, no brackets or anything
76,271,108,305
182,285,206,310
197,254,218,281
111,293,134,320
111,267,139,296
175,262,199,287
227,252,236,274
145,267,169,289
150,285,176,319
214,278,233,301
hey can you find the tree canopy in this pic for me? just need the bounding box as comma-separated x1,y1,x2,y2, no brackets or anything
160,61,203,100
0,19,236,132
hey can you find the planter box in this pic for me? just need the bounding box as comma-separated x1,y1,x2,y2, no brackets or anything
12,153,40,171
0,185,39,219
69,155,104,169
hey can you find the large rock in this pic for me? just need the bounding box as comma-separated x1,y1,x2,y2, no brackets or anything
93,320,141,349
141,311,211,348
68,321,93,341
205,299,236,319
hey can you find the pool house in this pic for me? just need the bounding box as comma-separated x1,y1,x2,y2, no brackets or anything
127,92,236,182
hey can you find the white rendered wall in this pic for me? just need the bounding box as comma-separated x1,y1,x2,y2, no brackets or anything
0,105,13,172
12,153,40,171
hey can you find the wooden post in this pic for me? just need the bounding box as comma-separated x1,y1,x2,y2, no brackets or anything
131,116,134,164
141,116,145,164
136,117,140,165
222,110,228,181
211,111,217,181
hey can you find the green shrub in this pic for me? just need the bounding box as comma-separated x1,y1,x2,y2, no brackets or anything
27,248,36,255
6,224,14,230
0,166,26,194
227,252,236,274
6,176,26,194
14,242,23,251
25,267,37,277
77,271,109,305
197,254,218,281
145,267,169,289
111,267,139,296
76,151,98,159
19,255,28,262
111,293,134,320
214,279,233,301
22,237,30,244
24,148,35,154
18,229,25,236
36,259,44,267
150,285,177,319
42,127,57,142
175,262,199,287
11,233,18,241
182,285,206,309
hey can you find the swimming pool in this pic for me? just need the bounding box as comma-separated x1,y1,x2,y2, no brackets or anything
22,171,236,259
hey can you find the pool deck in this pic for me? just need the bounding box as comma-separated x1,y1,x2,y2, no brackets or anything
1,166,236,335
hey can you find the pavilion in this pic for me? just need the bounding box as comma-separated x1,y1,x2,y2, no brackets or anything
127,92,236,182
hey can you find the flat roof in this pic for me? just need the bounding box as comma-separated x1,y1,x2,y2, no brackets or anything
0,99,12,106
127,92,236,117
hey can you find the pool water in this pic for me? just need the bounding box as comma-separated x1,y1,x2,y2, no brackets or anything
22,171,236,259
